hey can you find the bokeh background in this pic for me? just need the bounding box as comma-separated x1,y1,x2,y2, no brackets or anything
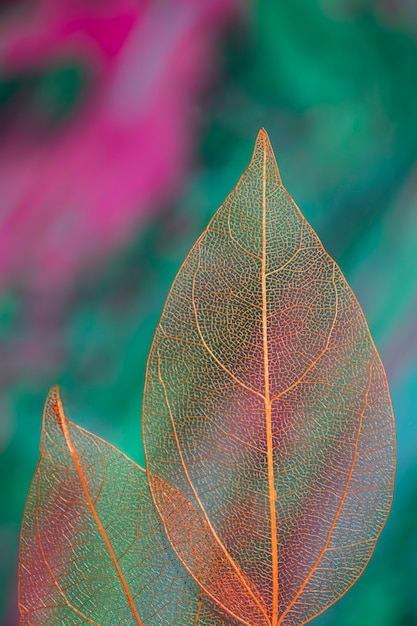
1,1,416,624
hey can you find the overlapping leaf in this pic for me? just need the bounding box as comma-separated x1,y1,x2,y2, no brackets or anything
143,130,396,625
19,131,395,626
18,387,227,625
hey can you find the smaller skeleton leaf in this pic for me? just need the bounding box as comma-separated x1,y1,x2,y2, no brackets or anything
19,130,396,626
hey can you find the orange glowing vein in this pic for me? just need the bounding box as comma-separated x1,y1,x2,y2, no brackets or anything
260,130,279,625
55,393,143,626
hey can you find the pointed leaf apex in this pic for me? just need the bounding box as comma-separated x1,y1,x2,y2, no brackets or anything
254,127,270,149
257,127,268,139
41,386,67,444
251,128,282,186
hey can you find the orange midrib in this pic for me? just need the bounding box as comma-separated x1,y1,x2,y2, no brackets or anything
261,134,279,625
155,353,270,626
57,398,143,626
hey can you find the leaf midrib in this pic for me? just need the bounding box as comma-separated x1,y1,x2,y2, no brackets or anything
56,395,144,626
260,130,279,626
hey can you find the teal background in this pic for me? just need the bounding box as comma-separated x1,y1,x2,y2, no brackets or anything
1,1,417,624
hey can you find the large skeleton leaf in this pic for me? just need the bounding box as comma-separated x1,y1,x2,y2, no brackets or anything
19,131,395,625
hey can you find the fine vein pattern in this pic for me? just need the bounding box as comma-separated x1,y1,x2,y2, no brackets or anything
143,129,395,626
18,387,226,625
19,130,395,626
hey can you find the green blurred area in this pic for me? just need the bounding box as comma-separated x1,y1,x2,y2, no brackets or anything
2,0,417,624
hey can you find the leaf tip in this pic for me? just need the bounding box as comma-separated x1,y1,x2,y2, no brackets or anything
254,127,270,150
252,127,282,184
257,127,268,140
42,385,67,437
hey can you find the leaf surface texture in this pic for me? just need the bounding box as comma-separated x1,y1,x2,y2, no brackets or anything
19,131,395,626
143,130,396,626
18,387,226,625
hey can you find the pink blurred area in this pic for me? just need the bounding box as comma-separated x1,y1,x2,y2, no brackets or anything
0,0,238,298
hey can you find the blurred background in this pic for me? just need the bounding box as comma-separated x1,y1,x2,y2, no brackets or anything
1,0,416,624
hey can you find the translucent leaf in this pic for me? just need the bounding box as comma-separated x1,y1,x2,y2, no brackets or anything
19,130,395,626
18,387,224,625
143,129,396,626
